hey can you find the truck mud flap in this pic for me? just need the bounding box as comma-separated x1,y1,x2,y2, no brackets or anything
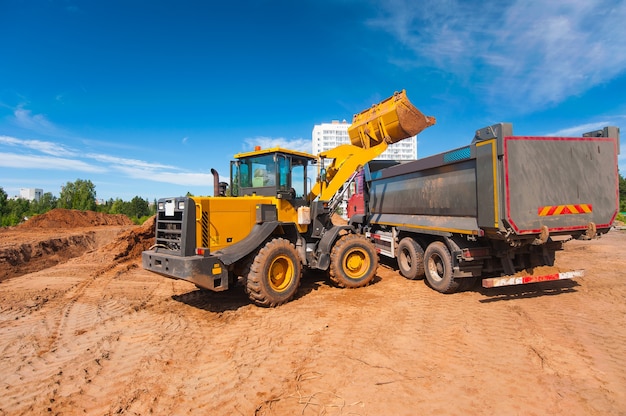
482,269,584,288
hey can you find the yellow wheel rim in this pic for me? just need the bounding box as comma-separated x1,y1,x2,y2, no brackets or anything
344,248,369,280
268,255,294,292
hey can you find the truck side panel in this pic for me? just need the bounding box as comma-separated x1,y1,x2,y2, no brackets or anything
369,157,477,212
504,137,618,234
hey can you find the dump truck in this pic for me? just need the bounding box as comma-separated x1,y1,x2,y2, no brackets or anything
142,90,436,306
348,123,620,292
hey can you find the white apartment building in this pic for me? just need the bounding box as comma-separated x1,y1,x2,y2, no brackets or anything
312,120,417,160
19,188,43,202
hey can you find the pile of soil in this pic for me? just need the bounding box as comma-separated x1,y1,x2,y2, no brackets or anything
0,211,152,282
0,233,97,282
331,213,348,225
21,208,134,229
105,215,155,263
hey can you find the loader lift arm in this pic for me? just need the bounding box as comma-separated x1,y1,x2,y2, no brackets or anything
309,90,436,202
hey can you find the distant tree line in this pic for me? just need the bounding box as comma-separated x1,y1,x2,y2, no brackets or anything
2,174,626,228
0,179,156,227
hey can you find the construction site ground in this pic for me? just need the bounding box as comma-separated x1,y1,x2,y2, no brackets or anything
1,209,625,415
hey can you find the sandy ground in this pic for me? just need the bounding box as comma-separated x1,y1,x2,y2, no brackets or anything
1,211,625,415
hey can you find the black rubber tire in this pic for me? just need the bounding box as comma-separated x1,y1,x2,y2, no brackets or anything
424,241,460,294
397,237,425,280
246,238,302,307
329,234,378,288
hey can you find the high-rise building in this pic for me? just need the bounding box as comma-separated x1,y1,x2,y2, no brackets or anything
19,188,43,202
312,120,417,160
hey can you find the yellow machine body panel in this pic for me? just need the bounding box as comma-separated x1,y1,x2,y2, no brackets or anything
274,199,305,231
348,89,436,149
192,195,305,252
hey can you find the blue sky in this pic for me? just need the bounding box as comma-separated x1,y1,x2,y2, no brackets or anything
1,0,625,201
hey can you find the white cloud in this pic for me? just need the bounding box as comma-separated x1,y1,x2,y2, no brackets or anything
0,152,106,173
0,135,76,156
114,165,215,186
0,131,215,187
12,105,71,137
369,0,626,112
546,122,612,137
86,153,217,186
243,137,313,154
86,153,179,170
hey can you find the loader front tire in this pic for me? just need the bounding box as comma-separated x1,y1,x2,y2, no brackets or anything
329,234,378,288
246,238,302,307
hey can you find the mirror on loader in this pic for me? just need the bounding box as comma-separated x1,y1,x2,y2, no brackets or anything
230,147,316,200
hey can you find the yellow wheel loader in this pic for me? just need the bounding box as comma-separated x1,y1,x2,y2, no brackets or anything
142,90,435,306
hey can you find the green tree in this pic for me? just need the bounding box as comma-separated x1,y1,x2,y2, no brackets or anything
1,197,30,226
57,179,96,210
110,198,129,216
129,196,150,218
0,187,7,217
31,192,58,214
0,187,15,226
96,198,114,214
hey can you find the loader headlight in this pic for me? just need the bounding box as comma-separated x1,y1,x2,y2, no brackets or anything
178,200,185,210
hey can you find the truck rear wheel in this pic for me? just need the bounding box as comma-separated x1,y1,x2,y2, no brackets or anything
246,238,302,307
329,234,378,288
397,237,425,280
424,241,460,294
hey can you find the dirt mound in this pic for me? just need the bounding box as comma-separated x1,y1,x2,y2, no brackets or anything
104,215,155,263
0,215,154,282
0,233,97,282
21,208,134,229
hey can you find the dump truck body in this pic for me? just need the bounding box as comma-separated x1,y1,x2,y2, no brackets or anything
350,123,620,292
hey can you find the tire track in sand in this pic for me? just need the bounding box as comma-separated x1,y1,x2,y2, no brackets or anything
0,257,170,414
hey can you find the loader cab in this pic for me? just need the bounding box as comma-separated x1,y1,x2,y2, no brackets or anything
230,147,316,202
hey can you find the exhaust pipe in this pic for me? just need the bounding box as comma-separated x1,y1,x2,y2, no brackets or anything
211,168,220,197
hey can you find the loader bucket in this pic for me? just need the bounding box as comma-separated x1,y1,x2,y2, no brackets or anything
348,90,436,149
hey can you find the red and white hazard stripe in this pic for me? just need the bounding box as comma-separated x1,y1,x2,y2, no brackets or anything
482,270,584,288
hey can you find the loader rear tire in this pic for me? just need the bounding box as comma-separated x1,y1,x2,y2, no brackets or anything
329,234,378,288
397,237,425,280
246,238,302,307
424,241,460,294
